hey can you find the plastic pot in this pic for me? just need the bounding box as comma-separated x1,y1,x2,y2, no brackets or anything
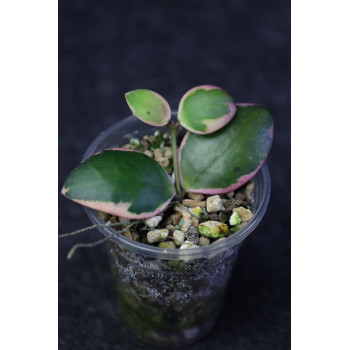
82,113,271,347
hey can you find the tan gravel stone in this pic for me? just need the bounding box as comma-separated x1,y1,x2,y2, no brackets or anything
143,150,154,158
199,237,210,246
174,203,189,214
154,148,164,160
164,147,173,159
233,207,253,222
192,216,199,228
157,157,170,168
171,213,183,226
181,212,192,233
182,199,206,208
187,193,204,200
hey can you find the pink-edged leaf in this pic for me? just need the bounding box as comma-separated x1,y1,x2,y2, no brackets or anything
178,85,236,134
62,149,175,219
179,104,273,193
125,89,171,126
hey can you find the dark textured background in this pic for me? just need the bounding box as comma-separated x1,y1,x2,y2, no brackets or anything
58,0,291,349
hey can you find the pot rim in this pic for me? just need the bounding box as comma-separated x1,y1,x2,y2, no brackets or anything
83,114,271,260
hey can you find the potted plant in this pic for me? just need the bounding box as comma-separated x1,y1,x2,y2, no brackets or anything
60,85,273,347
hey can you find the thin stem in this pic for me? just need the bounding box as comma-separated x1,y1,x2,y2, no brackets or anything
170,125,182,196
58,222,125,238
66,221,141,260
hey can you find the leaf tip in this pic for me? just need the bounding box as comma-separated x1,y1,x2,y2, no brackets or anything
61,186,68,196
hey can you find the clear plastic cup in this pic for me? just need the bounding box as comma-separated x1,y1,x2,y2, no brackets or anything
82,113,271,347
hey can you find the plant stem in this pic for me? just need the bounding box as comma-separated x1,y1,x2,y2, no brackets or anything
170,125,182,196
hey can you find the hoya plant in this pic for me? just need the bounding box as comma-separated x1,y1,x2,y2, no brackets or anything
61,85,273,220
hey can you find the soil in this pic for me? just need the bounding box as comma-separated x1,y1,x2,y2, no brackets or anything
98,130,254,249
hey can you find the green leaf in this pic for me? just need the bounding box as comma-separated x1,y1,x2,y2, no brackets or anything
125,89,171,126
179,104,273,193
178,85,236,134
62,150,176,219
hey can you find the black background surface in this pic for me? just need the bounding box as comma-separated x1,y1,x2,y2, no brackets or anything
58,0,291,349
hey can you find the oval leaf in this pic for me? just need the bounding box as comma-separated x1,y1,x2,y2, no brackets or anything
62,150,176,219
178,85,236,134
179,104,274,193
125,89,171,126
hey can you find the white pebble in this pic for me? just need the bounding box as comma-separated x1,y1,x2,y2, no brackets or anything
145,215,162,228
147,229,169,244
173,230,185,245
179,240,200,249
206,195,224,213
